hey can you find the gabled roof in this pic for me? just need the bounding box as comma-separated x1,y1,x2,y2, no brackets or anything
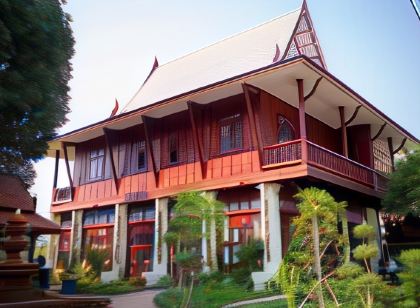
0,174,34,211
120,8,302,113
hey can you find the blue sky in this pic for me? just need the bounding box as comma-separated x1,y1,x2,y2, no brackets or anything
33,0,420,217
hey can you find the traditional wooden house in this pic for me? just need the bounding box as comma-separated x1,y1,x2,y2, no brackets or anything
46,2,418,285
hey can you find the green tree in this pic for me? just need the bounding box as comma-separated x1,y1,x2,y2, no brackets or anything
294,187,347,308
383,147,420,216
0,0,74,187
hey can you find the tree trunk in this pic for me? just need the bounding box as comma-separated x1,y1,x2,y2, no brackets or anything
341,211,350,263
312,215,325,308
210,210,218,271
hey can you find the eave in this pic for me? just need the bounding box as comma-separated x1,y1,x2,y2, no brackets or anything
47,55,418,160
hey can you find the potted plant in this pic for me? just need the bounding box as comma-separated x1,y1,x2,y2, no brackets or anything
59,270,80,294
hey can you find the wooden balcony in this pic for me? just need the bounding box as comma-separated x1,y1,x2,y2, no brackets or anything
263,139,388,193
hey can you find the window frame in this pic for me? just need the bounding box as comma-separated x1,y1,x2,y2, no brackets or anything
168,132,179,165
277,115,295,144
89,148,105,181
219,113,243,154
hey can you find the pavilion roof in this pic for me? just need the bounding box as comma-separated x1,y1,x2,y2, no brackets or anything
120,8,301,113
0,174,60,235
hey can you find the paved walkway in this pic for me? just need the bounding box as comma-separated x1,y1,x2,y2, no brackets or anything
109,289,161,308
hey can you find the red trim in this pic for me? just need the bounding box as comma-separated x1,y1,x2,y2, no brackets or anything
225,209,260,216
130,244,152,249
83,223,114,229
128,219,156,225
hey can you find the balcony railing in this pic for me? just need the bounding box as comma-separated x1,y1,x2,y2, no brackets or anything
306,140,374,186
263,139,389,192
262,139,302,167
52,186,73,204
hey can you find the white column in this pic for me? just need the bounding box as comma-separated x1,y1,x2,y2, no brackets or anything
69,209,83,265
366,208,381,272
253,182,282,290
146,198,168,284
101,204,128,281
263,183,282,273
201,220,208,263
48,213,61,270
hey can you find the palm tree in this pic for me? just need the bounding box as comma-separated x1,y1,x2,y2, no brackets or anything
294,187,346,308
170,191,224,271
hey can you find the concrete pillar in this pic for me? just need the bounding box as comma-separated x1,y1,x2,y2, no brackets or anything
201,220,208,263
47,213,61,269
69,209,83,266
366,208,381,272
101,204,127,282
144,198,168,285
253,182,282,290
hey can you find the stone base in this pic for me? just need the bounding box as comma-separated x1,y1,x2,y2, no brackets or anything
143,272,166,286
251,271,275,291
101,269,119,282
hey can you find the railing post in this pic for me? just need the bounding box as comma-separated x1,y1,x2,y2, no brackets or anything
297,79,308,163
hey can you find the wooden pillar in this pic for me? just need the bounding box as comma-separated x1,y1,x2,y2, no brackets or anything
242,84,263,166
142,115,159,186
187,101,207,178
62,142,73,198
387,137,395,172
53,149,60,188
339,106,348,157
103,128,119,192
297,79,308,162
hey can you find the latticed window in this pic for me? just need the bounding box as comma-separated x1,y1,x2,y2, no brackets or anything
137,141,146,170
277,115,295,144
219,114,242,153
169,132,178,164
89,148,104,180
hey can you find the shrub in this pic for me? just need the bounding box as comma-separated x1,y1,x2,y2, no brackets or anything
336,262,364,279
156,275,173,288
128,276,147,287
235,239,264,271
398,249,420,307
86,248,109,278
353,224,376,240
154,287,183,308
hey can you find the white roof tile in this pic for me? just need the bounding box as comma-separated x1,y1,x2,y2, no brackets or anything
121,8,301,113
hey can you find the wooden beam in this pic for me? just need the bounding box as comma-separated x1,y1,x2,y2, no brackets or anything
53,150,60,189
345,105,362,126
304,77,322,102
371,123,387,141
142,115,159,186
297,79,308,163
242,83,263,166
62,142,73,198
393,138,407,155
387,137,395,172
339,106,348,157
103,128,119,192
187,101,207,178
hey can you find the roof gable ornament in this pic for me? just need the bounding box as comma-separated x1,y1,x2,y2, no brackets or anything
282,0,327,69
272,43,281,62
109,98,119,117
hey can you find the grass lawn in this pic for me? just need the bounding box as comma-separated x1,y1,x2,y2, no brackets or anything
241,300,288,308
155,279,279,308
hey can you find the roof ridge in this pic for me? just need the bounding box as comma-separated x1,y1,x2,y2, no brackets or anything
156,7,301,70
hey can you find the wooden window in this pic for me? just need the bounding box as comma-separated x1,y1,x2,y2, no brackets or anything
137,141,146,170
83,208,115,226
277,115,295,144
169,132,178,164
89,148,105,180
82,227,114,271
219,113,242,153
